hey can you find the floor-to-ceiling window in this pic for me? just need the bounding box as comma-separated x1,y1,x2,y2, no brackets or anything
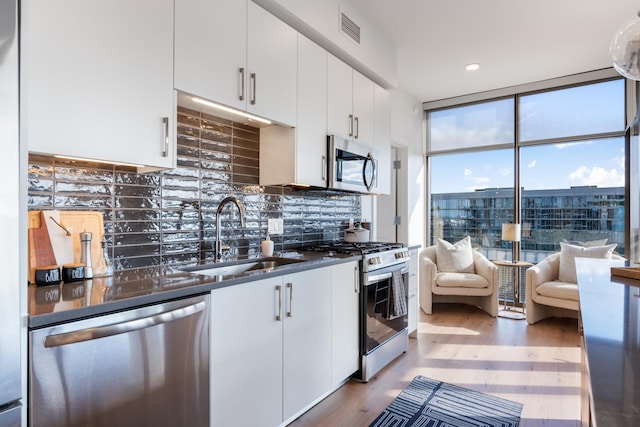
426,76,627,264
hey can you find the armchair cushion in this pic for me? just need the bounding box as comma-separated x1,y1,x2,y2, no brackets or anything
436,272,489,288
436,236,474,273
558,242,617,283
536,281,579,302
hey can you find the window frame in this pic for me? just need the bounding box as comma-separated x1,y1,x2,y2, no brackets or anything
425,73,630,258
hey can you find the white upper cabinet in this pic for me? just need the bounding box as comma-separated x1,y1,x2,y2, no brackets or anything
175,0,297,127
295,34,328,187
327,53,391,194
260,33,327,188
327,55,353,139
21,0,175,170
374,84,391,195
246,1,297,126
352,70,375,145
327,54,374,144
174,0,247,112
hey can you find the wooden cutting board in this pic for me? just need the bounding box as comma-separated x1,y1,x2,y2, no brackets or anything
43,211,75,267
28,212,58,283
28,210,104,283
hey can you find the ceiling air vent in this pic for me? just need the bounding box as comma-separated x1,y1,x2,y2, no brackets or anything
340,12,361,44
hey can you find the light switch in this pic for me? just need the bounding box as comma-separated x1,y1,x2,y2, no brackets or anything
268,218,283,235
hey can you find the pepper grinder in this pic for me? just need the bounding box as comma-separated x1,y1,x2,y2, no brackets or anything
80,231,93,279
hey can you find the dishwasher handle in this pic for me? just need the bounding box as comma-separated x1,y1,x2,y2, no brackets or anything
44,299,207,348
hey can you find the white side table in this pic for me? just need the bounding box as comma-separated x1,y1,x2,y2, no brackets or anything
493,260,533,320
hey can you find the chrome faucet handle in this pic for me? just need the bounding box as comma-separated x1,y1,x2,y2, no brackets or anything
215,240,232,261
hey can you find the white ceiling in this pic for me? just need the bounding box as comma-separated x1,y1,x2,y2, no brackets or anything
351,0,640,103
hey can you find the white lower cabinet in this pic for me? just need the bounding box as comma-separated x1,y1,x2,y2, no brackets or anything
331,261,360,384
211,266,339,426
282,269,332,421
210,276,283,427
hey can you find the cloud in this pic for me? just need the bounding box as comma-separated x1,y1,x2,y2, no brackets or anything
613,155,625,170
528,160,536,168
554,140,594,150
568,165,624,187
464,168,473,176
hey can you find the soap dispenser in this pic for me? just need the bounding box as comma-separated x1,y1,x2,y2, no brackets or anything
261,231,274,257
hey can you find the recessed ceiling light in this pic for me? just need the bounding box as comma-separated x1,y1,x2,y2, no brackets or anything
465,63,480,71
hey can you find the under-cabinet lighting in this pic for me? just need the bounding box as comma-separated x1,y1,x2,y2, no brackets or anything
465,63,480,71
54,155,145,168
191,97,272,125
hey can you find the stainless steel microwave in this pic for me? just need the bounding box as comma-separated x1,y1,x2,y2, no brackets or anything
327,135,378,194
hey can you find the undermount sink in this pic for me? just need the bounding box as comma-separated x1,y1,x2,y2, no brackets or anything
183,257,305,277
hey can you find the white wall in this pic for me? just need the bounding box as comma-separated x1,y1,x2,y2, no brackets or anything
389,88,424,247
368,88,424,245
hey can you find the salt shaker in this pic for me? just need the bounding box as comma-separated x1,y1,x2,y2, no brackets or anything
80,231,93,279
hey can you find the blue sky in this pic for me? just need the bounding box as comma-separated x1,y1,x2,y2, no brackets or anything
430,137,625,194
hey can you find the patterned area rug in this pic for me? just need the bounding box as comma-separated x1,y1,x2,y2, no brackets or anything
369,375,523,427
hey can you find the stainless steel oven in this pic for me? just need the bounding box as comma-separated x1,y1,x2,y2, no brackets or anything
356,247,410,382
327,135,377,194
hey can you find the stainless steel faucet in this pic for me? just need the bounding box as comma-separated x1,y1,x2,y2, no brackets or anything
215,196,246,261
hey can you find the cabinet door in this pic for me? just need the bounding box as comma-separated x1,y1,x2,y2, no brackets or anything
282,269,332,421
352,70,375,145
175,0,247,111
374,84,392,195
21,0,175,169
210,278,283,427
327,54,354,138
296,34,328,187
247,2,297,126
331,261,360,384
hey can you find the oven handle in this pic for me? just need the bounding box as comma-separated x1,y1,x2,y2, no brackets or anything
365,266,408,285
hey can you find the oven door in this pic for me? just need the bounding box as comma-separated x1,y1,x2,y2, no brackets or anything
361,263,409,355
327,135,377,193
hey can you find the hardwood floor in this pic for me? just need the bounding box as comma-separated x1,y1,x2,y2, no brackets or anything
290,303,581,427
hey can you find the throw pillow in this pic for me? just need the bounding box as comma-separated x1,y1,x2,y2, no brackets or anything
558,242,617,283
436,236,475,273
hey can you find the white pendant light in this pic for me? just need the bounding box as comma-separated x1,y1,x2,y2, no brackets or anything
610,10,640,80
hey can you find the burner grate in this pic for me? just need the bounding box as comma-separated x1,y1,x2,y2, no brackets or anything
302,241,403,255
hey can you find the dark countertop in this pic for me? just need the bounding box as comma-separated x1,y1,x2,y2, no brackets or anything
576,257,639,426
28,251,361,328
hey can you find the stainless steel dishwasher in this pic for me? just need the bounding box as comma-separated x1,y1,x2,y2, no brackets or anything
29,293,210,427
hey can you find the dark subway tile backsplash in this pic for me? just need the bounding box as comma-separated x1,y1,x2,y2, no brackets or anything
28,107,361,272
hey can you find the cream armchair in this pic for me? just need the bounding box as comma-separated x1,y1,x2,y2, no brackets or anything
526,247,624,324
419,246,499,317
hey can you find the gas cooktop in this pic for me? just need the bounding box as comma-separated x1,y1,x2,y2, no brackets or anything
302,241,405,255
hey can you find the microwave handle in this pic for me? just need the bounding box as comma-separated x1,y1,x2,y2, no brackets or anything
363,152,376,191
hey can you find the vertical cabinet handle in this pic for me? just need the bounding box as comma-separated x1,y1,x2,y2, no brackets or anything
354,117,359,139
276,284,282,321
287,282,293,317
322,156,326,181
250,73,257,105
162,117,169,157
238,67,245,101
354,266,359,293
348,114,354,137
